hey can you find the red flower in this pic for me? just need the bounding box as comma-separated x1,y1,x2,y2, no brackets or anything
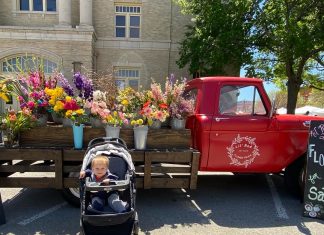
159,103,168,109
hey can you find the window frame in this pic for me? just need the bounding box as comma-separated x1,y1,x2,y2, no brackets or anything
115,5,141,39
1,55,58,74
114,67,140,91
18,0,57,13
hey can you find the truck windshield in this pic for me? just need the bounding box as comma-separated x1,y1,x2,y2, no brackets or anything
219,85,266,116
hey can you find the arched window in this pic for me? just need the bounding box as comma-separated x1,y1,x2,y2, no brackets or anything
1,55,58,74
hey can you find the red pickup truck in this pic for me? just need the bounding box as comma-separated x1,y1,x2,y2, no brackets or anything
185,76,324,196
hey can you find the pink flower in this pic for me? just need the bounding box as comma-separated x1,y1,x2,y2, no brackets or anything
27,101,35,109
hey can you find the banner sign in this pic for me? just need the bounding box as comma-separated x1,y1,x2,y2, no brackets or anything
303,121,324,220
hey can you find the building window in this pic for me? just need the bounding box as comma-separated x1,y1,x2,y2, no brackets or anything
1,55,57,74
19,0,56,12
115,5,141,38
114,68,140,91
20,0,29,11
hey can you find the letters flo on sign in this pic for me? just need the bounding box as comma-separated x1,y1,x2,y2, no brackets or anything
303,121,324,220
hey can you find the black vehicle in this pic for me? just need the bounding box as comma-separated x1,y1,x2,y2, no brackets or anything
80,137,139,235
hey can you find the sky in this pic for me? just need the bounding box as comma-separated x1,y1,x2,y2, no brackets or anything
240,69,279,94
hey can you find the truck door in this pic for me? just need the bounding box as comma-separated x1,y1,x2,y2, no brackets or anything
208,84,277,172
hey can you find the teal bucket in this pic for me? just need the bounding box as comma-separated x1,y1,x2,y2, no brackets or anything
72,124,84,149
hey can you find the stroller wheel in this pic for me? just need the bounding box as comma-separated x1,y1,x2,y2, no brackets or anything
132,212,139,235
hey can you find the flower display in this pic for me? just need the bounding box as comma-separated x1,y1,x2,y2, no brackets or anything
104,110,129,127
65,108,87,125
84,90,110,120
0,107,36,146
165,76,195,119
141,81,169,122
9,71,51,117
116,87,144,121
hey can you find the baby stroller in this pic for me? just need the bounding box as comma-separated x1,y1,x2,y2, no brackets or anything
80,137,139,235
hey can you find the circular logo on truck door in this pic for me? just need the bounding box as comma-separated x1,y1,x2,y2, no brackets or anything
226,134,260,168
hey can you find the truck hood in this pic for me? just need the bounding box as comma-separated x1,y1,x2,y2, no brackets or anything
275,114,324,130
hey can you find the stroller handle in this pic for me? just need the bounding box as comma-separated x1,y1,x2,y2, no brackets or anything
88,137,127,149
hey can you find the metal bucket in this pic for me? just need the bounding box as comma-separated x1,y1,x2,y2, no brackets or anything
133,125,148,150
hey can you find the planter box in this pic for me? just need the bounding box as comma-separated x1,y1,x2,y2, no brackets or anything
19,126,192,149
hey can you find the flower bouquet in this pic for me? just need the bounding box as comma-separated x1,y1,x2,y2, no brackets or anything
165,76,195,129
84,90,110,128
0,108,36,147
103,110,128,138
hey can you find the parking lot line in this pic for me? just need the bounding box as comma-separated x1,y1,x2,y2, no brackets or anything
265,174,289,219
17,202,67,226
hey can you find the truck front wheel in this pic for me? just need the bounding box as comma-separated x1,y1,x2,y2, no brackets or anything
61,172,80,207
284,156,306,198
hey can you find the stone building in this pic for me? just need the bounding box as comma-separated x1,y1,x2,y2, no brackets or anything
0,0,191,111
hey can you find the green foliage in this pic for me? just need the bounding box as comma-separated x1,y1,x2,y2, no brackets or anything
174,0,260,76
245,0,324,113
175,0,324,113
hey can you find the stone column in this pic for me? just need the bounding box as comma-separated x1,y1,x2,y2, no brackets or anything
79,0,93,27
58,0,72,27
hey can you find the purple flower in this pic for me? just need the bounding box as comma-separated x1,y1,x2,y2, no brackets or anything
57,73,74,96
73,72,93,101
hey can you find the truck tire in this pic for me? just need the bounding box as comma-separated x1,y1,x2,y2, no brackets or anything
284,156,305,198
61,172,80,207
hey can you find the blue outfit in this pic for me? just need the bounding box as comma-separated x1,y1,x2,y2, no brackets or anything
85,169,128,212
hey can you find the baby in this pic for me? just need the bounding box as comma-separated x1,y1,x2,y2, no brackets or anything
80,155,128,213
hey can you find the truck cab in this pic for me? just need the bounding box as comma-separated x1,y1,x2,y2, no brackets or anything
185,77,324,195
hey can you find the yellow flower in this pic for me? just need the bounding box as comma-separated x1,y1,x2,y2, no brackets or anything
76,109,84,115
65,96,72,102
131,120,137,126
113,111,118,117
53,101,64,112
65,110,72,117
121,99,129,105
136,119,143,125
0,92,9,102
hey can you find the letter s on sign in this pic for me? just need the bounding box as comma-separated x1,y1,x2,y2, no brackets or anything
308,186,318,201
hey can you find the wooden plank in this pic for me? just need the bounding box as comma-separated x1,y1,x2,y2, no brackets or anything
145,151,192,163
0,177,55,188
0,149,61,161
130,151,144,162
0,193,5,225
146,129,191,149
0,160,36,177
0,165,55,172
55,150,63,189
63,165,82,173
63,149,86,161
190,151,200,189
19,126,74,147
144,152,152,189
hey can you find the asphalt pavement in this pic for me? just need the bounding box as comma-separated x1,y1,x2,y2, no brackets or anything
0,173,323,235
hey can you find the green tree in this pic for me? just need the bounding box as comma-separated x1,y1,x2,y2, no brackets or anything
245,0,324,113
175,0,324,114
174,0,260,77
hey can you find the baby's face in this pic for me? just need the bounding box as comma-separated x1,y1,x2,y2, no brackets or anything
92,162,108,178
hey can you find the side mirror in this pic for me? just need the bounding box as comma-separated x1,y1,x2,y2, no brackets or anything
269,97,277,118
